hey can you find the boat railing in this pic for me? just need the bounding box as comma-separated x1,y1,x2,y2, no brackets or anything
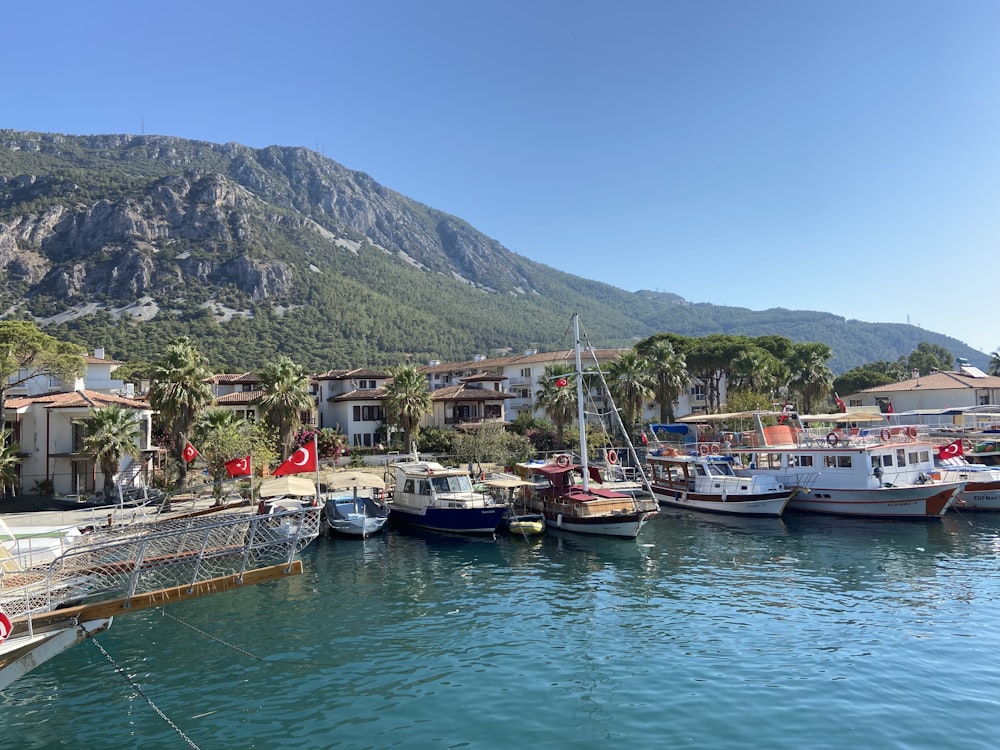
1,505,321,624
793,425,928,448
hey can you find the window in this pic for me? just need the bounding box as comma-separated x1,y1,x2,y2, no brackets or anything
896,448,906,467
794,455,814,467
824,455,853,468
520,367,531,378
690,384,705,401
353,405,361,421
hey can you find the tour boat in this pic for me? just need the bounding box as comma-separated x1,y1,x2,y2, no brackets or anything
678,410,963,519
646,450,794,517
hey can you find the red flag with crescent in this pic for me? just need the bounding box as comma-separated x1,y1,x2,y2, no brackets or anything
937,439,963,460
182,441,199,463
225,455,252,477
555,377,568,388
273,441,317,476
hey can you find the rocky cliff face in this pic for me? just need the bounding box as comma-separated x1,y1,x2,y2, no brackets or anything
0,131,540,316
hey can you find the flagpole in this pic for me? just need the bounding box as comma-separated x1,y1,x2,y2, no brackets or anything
249,450,254,505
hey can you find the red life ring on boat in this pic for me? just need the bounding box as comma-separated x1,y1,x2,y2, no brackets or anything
879,429,891,443
826,432,839,446
556,454,570,468
710,443,721,455
699,443,710,456
606,449,619,465
906,426,917,440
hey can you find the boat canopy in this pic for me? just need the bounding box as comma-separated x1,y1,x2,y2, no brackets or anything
320,470,386,490
259,476,317,498
649,423,695,436
799,409,885,424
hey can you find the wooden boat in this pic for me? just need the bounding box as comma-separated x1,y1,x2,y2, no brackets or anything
0,501,321,688
514,313,658,539
386,455,508,535
693,410,964,519
646,450,794,517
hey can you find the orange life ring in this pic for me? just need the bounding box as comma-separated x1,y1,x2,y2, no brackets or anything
556,454,570,468
880,428,891,443
606,449,619,465
826,432,839,447
699,443,710,456
906,426,917,440
710,443,721,455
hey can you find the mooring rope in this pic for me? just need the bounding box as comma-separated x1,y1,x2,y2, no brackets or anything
89,635,202,750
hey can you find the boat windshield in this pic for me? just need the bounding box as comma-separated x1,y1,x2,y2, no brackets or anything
705,462,736,477
431,474,473,494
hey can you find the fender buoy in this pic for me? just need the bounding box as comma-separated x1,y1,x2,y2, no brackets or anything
710,443,721,455
906,426,917,440
826,432,839,447
556,454,570,468
880,428,891,443
699,443,710,456
606,449,619,465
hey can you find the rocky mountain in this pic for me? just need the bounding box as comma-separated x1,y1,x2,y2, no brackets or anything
0,129,987,373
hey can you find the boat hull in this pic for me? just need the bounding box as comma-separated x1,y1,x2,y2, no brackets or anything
651,489,790,517
388,506,507,535
542,508,655,538
786,483,960,518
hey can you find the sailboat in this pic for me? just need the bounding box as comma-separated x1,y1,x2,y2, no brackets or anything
517,313,659,538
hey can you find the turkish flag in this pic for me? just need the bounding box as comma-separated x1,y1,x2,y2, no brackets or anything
182,442,199,462
555,378,568,388
273,440,317,476
225,455,252,477
937,439,964,460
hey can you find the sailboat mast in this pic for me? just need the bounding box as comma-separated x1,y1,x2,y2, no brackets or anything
574,313,589,492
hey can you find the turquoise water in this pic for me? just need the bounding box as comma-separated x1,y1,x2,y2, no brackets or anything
3,510,1000,749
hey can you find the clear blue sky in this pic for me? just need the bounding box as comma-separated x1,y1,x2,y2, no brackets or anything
8,1,1000,355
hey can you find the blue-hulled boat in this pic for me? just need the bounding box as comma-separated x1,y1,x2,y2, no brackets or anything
386,457,507,535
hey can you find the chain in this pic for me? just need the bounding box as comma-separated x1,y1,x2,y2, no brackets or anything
89,635,202,750
159,610,263,661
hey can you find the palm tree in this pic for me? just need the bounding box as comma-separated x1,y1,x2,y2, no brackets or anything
76,405,142,501
643,340,688,423
0,428,21,498
254,356,315,461
606,351,656,441
383,365,432,451
534,363,576,449
788,343,835,415
990,350,1000,377
148,338,213,490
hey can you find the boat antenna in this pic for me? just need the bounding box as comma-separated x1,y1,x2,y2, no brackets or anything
573,312,590,492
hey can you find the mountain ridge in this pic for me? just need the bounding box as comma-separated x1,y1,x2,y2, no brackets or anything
0,129,986,373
